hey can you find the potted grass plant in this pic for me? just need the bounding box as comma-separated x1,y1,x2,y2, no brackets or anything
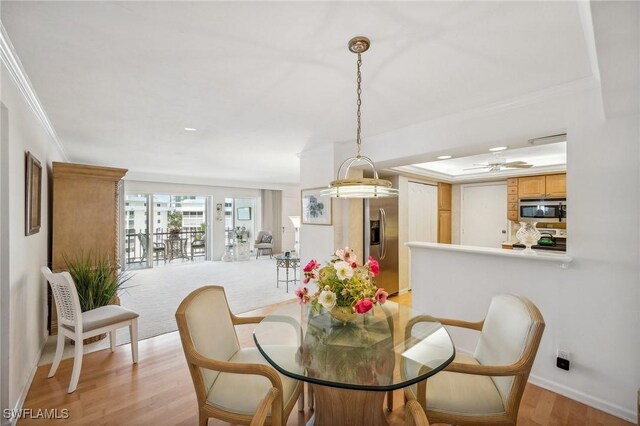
63,251,132,344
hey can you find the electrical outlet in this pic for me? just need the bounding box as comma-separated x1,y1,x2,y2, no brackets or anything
556,349,570,371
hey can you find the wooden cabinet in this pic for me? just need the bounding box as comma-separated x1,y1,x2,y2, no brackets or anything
438,182,452,210
518,174,566,198
51,162,127,333
507,178,519,222
545,174,566,197
437,183,452,244
438,210,452,244
518,176,546,198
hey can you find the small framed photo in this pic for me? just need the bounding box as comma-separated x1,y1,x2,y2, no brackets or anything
301,187,332,226
237,207,251,221
25,152,42,236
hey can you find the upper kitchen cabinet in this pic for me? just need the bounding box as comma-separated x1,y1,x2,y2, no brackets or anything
518,175,546,198
545,174,566,197
518,174,566,198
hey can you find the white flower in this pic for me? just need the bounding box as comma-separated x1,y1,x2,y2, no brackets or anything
318,290,337,310
334,261,354,281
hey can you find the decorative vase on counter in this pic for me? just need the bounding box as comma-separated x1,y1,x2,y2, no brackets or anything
516,221,541,254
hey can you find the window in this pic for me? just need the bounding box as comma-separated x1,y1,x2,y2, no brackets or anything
157,219,161,224
157,212,161,216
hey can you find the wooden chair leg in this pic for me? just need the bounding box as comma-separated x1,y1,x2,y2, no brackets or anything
198,411,208,426
48,332,65,377
386,390,394,411
130,320,139,363
68,336,83,393
110,330,117,352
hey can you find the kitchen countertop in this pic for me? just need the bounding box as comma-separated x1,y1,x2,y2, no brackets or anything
406,242,572,267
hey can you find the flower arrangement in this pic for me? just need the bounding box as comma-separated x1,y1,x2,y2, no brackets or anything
234,226,247,243
295,247,388,317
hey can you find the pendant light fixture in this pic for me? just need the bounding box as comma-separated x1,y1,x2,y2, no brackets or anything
321,37,398,199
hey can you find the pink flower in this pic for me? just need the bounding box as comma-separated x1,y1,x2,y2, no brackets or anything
335,247,356,263
355,299,374,314
295,287,310,304
303,259,319,273
367,256,380,276
375,288,388,304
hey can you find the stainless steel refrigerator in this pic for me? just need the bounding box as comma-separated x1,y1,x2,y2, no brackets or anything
364,197,399,295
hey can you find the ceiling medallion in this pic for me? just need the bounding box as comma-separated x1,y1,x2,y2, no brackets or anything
321,37,398,199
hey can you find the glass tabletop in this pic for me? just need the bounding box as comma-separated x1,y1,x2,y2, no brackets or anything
275,254,300,261
253,301,455,391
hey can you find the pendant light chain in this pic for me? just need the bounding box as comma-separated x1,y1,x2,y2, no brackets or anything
356,52,362,158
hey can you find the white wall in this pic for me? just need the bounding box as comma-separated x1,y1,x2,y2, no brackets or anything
384,87,638,421
299,144,335,269
1,61,65,421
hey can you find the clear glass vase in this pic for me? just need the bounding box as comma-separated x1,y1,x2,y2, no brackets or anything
516,222,541,254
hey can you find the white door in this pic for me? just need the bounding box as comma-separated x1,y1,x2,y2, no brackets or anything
408,182,438,243
461,183,508,248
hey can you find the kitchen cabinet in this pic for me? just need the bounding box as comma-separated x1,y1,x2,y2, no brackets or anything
518,176,546,198
438,210,452,244
545,174,566,197
438,183,452,210
518,174,566,198
437,183,452,243
507,178,519,221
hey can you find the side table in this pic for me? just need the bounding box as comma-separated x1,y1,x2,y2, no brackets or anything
275,255,300,292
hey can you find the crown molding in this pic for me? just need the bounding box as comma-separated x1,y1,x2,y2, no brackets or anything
0,22,68,161
391,164,567,184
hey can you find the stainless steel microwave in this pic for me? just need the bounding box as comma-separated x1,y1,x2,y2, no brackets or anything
519,198,566,223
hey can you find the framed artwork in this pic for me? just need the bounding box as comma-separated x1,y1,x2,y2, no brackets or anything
301,188,332,225
237,206,251,221
25,152,42,236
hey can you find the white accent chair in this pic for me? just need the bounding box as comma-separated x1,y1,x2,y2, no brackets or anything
254,230,273,259
175,286,302,426
404,294,545,426
41,267,139,393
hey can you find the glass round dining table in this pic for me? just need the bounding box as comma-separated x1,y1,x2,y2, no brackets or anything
253,301,455,426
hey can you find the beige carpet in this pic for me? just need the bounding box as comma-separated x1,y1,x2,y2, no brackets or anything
39,257,297,365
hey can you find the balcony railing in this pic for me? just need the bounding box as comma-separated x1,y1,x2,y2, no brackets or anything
124,230,205,266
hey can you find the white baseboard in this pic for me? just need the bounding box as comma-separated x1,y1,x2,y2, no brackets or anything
528,374,636,424
8,336,47,426
452,346,637,424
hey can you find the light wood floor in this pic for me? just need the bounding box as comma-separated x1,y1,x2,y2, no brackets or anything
19,293,631,426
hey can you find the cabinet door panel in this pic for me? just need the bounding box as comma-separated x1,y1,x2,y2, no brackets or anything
438,210,452,243
507,210,518,221
545,174,566,197
518,176,546,198
438,183,452,211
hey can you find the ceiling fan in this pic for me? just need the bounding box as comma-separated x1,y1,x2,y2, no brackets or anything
464,156,533,172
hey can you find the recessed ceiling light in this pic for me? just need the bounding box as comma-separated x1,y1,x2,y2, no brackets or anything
489,146,508,152
437,155,452,160
184,127,197,132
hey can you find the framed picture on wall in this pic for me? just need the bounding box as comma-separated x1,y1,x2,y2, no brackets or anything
25,151,42,236
237,206,251,221
301,188,332,225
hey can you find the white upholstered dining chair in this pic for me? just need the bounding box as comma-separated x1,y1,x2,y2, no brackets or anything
404,294,545,426
175,286,302,426
41,266,139,393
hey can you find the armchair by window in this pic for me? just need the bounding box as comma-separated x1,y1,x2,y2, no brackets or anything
191,235,206,260
254,230,273,259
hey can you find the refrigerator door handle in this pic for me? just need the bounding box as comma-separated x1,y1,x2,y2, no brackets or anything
379,208,387,260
